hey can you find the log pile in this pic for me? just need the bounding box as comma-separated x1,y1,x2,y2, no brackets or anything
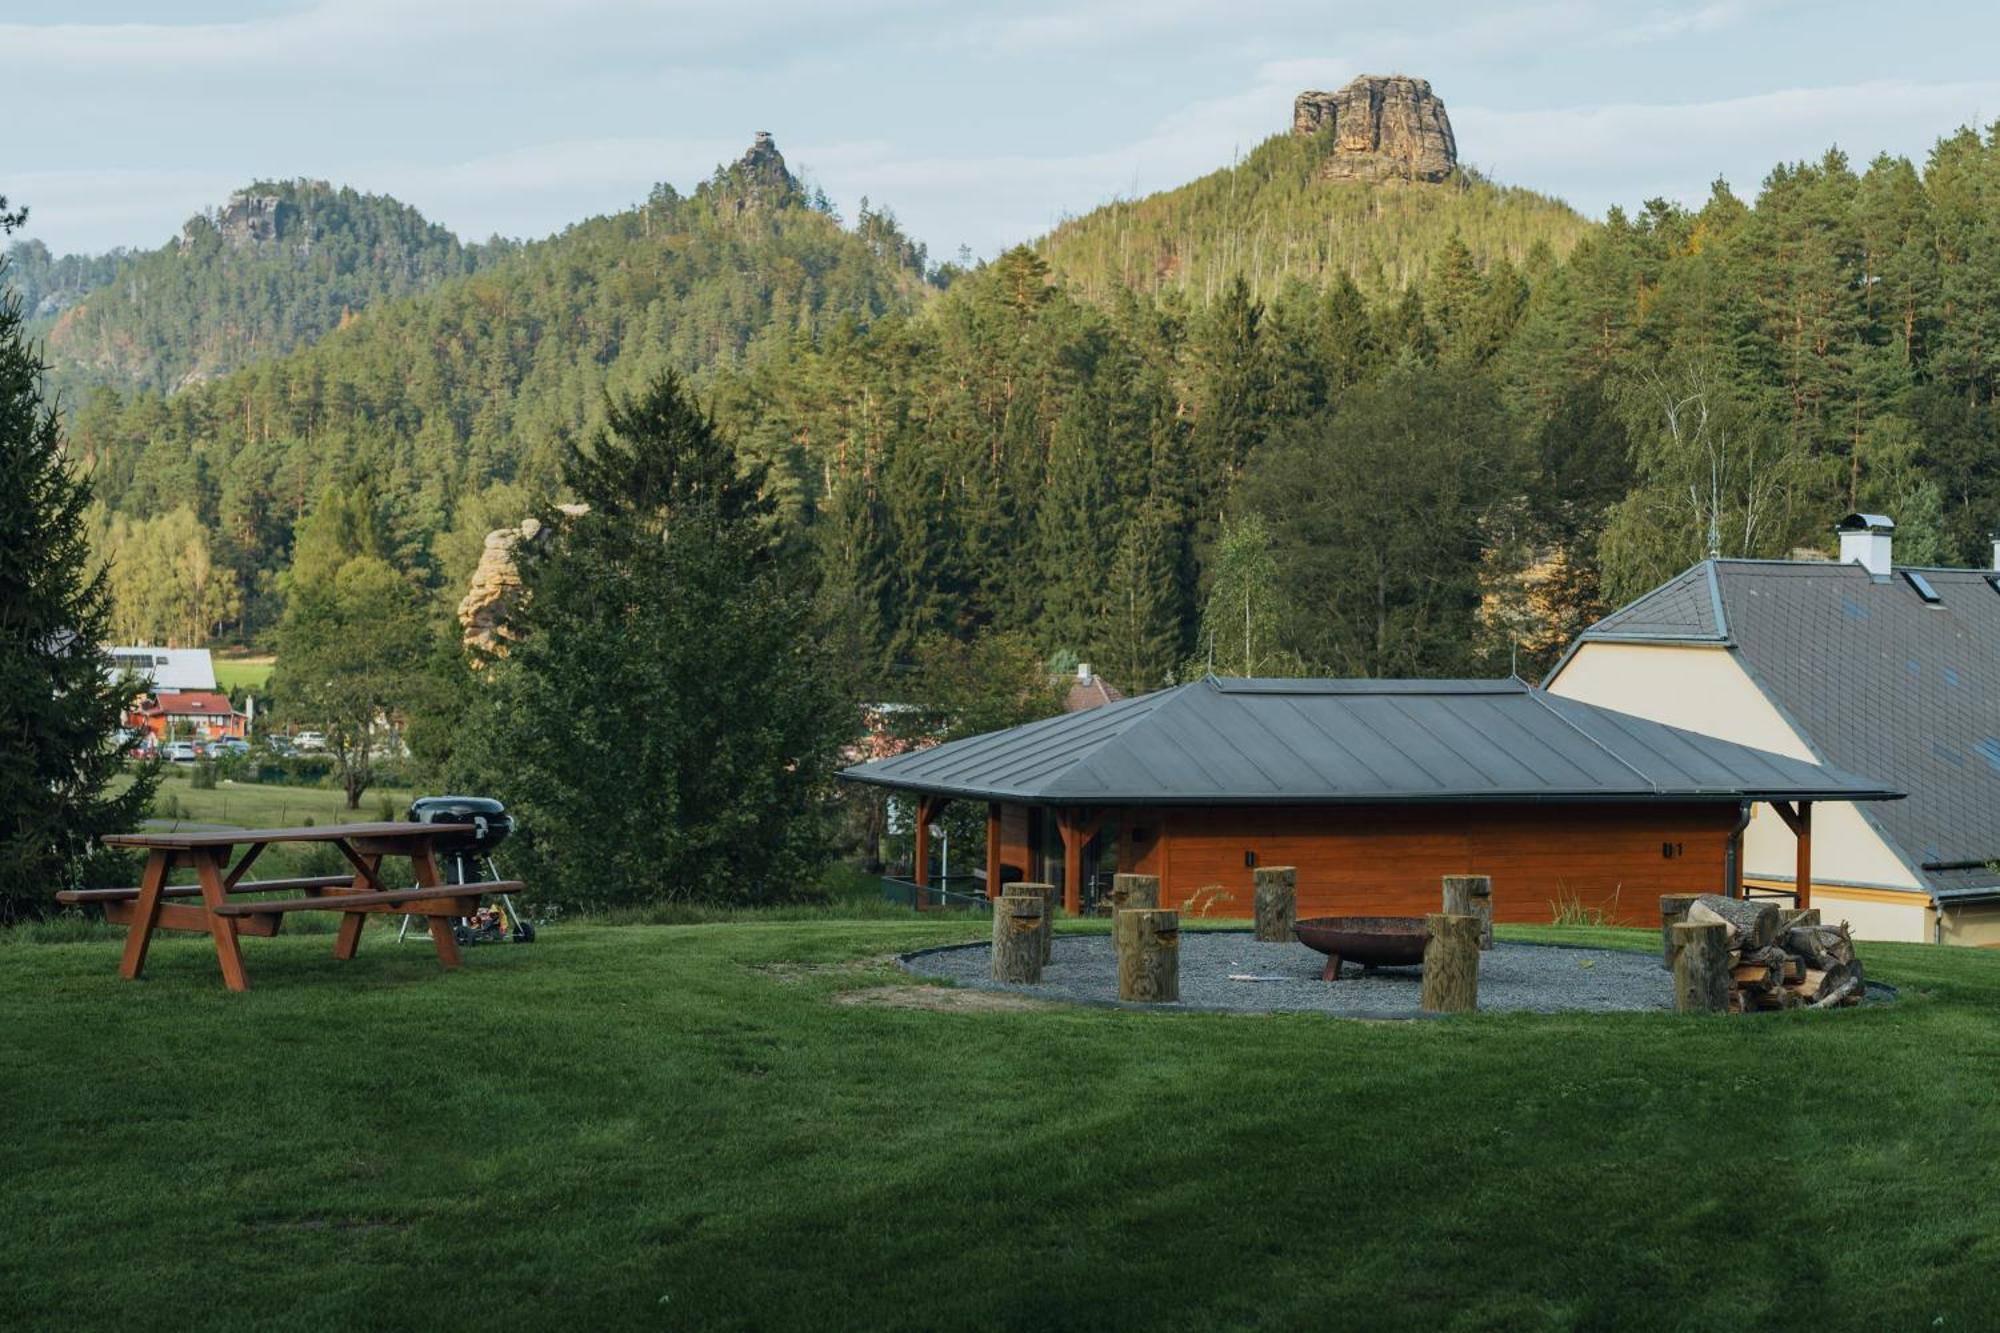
1672,894,1865,1012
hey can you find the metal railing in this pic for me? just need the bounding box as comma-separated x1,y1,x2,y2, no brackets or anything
879,873,993,913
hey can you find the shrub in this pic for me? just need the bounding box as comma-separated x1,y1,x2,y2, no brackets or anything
190,759,218,790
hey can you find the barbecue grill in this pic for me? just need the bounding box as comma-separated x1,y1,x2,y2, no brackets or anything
403,795,532,943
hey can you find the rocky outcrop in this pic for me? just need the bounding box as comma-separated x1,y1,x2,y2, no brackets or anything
1293,76,1457,183
457,505,588,655
711,132,801,216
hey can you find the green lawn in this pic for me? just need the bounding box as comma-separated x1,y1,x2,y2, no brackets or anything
211,656,275,693
3,918,1997,1330
127,770,417,829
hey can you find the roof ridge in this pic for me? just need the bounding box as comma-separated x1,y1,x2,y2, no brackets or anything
1525,690,1662,794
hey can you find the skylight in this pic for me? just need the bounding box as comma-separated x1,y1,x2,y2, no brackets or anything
1904,570,1942,603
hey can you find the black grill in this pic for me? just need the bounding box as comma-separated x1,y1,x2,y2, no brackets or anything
407,795,513,884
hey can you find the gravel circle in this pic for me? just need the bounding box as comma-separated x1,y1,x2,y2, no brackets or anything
903,930,1677,1018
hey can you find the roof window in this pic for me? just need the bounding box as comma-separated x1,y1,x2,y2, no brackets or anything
1903,570,1941,603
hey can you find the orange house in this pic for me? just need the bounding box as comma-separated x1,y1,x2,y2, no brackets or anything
839,677,1902,926
131,690,247,742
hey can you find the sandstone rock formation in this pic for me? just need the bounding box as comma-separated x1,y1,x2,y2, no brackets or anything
1293,76,1457,183
457,505,588,655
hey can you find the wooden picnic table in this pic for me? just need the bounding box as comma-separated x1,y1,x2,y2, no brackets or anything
73,822,519,991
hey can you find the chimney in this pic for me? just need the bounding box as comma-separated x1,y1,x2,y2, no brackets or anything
1989,530,2000,573
1835,513,1895,577
1077,663,1093,687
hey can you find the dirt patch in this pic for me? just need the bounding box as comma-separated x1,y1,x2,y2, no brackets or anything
752,954,901,985
831,984,1052,1014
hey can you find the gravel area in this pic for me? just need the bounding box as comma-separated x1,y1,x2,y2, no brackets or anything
902,930,1676,1018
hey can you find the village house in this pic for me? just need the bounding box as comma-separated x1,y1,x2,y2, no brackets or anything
1545,514,2000,945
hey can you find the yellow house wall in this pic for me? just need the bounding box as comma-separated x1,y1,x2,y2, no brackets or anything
1548,641,1928,940
1939,903,2000,947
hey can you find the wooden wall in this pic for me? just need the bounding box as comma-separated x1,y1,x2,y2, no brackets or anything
1141,802,1737,927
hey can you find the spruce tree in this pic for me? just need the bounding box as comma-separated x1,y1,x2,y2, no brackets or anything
0,201,155,921
462,371,848,907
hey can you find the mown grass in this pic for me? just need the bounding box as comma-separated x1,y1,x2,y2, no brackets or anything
3,917,1997,1331
211,657,275,692
130,770,418,829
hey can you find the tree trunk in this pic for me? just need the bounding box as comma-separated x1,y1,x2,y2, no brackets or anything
1420,913,1480,1014
1110,874,1160,969
1672,921,1732,1013
1443,875,1494,950
1117,909,1179,1003
992,893,1045,983
1253,866,1297,943
1688,894,1781,950
1011,882,1055,964
1658,894,1702,970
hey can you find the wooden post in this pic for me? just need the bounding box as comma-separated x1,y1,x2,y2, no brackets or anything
1252,866,1297,942
1771,800,1814,911
912,795,933,909
1055,808,1104,916
1110,873,1159,970
1420,913,1480,1014
1011,882,1055,964
1658,893,1702,970
1117,909,1179,1003
1794,801,1813,912
992,892,1045,983
1442,875,1494,950
985,803,1002,900
1672,920,1732,1013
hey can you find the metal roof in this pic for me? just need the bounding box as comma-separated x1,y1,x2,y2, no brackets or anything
1573,558,2000,890
839,676,1902,807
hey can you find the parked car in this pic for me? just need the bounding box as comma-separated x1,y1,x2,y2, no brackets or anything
213,738,251,757
294,730,327,753
163,741,198,763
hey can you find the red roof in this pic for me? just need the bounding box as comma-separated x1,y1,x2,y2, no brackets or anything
140,690,239,717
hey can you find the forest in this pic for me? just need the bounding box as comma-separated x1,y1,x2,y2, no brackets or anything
16,117,2000,710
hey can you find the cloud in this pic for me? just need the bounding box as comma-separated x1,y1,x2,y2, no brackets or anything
1457,78,2000,213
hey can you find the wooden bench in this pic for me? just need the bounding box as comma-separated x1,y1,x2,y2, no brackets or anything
56,875,357,905
212,881,523,968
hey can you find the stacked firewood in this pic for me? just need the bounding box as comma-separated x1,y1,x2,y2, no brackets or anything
1670,894,1865,1012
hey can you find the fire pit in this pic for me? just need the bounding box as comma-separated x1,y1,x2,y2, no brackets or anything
1292,916,1428,980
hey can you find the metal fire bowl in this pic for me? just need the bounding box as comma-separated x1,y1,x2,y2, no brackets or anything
1292,916,1428,975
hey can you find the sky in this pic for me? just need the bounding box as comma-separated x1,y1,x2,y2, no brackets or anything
7,1,2000,260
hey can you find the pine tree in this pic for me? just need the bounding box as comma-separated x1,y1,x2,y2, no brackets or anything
1034,398,1110,654
0,204,155,921
462,371,849,907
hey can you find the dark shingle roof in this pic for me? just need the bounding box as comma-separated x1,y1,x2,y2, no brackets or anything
839,677,1900,807
1578,558,2000,892
1588,562,1727,641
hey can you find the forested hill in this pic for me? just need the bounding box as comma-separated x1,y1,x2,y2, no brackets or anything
13,179,491,398
1035,115,1594,305
69,136,934,642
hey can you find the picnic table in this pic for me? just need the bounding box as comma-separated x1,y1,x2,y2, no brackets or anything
59,822,522,991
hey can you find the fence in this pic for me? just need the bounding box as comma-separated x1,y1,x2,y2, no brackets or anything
878,874,993,914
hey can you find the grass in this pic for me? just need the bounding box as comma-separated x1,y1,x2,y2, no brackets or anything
211,656,275,692
123,769,416,829
3,915,1998,1330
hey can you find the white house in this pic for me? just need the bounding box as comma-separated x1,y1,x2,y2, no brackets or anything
105,646,218,693
1546,514,2000,946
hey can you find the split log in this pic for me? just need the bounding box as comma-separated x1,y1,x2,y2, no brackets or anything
1117,909,1179,1003
1443,875,1495,950
1253,866,1297,943
1731,962,1781,992
1420,913,1481,1014
1672,920,1733,1014
1777,908,1822,930
991,893,1045,983
1785,924,1857,971
1688,894,1781,950
1006,883,1055,965
1659,894,1703,970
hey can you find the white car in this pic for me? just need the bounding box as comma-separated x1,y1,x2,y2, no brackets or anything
293,730,327,753
163,741,198,762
